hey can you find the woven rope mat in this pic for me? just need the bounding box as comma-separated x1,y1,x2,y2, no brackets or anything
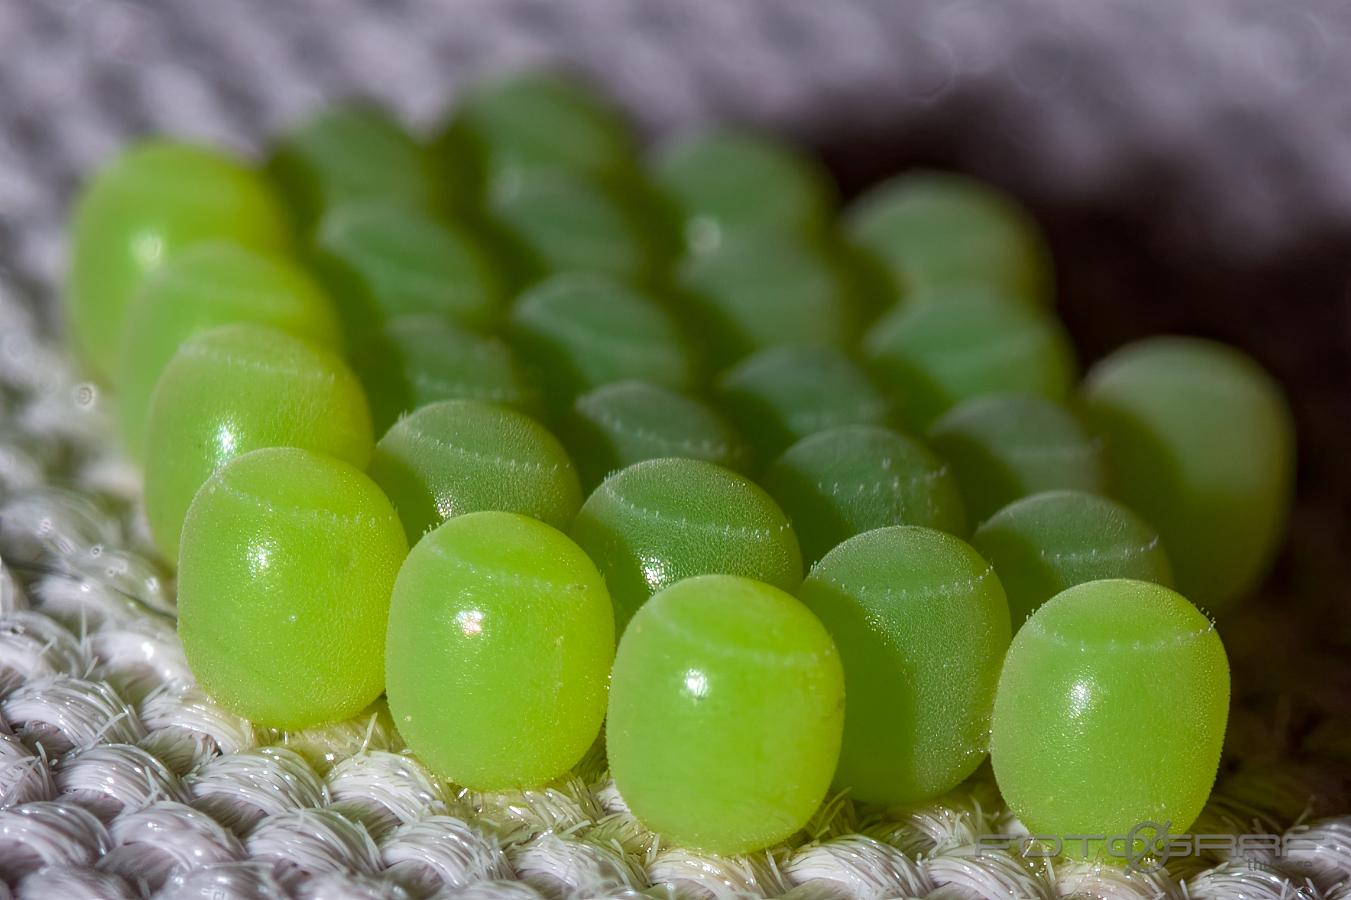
0,1,1349,897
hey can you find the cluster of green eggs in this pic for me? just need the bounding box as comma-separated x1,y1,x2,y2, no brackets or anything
66,72,1293,857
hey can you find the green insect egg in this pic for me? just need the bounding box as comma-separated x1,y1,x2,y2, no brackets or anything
386,510,614,791
764,425,967,566
68,140,291,378
507,274,700,416
714,344,895,470
491,171,664,285
972,490,1174,628
1080,337,1295,613
368,399,582,544
928,392,1105,524
676,232,859,368
570,458,802,632
443,70,636,189
177,447,407,729
353,316,542,435
560,381,750,491
864,291,1076,431
990,579,1229,842
844,169,1053,308
798,526,1011,804
143,324,373,560
607,574,844,855
652,130,834,244
116,242,343,461
267,105,440,226
311,201,504,341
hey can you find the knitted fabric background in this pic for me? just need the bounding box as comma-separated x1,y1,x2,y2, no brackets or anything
0,1,1348,897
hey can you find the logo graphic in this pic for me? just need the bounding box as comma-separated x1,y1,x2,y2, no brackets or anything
1115,820,1172,874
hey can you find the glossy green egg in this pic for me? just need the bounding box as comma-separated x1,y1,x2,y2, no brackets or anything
608,574,844,854
570,458,802,631
714,344,894,469
268,105,439,225
652,131,834,243
143,324,373,560
764,425,967,565
491,172,663,284
353,316,542,435
990,579,1229,841
444,71,635,188
368,399,582,543
507,274,700,415
1080,337,1294,612
676,232,859,367
845,170,1052,307
799,526,1010,804
971,490,1173,628
928,392,1105,524
386,510,614,790
560,381,750,490
116,242,343,460
178,447,407,729
311,201,503,341
864,291,1076,430
68,140,291,378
